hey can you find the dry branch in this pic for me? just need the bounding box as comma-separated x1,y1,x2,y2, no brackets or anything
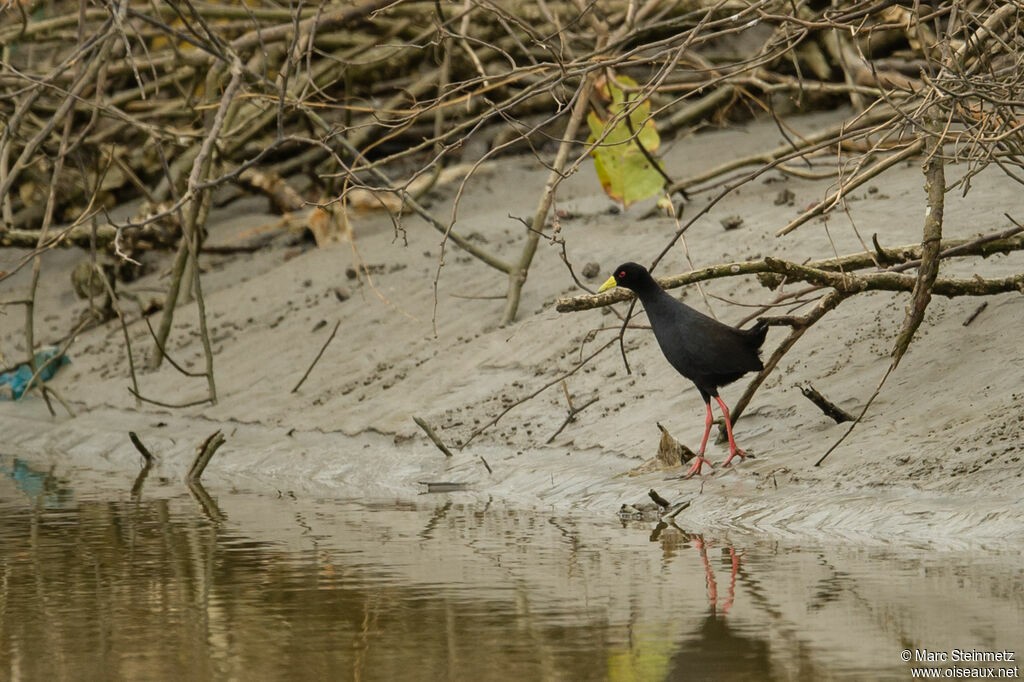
186,430,226,484
891,123,944,368
799,384,855,424
292,320,341,393
556,227,1024,312
413,416,455,458
128,431,156,465
3,1,1024,439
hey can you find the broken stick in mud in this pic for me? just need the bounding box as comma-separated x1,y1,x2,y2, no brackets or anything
187,430,226,484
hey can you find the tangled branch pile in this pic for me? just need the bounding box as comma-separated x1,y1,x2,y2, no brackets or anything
1,1,1023,419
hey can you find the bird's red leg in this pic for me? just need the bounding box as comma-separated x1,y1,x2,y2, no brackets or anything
694,537,718,613
715,396,748,466
721,547,740,614
684,403,716,478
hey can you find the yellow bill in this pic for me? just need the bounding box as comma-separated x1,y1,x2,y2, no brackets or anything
597,275,617,293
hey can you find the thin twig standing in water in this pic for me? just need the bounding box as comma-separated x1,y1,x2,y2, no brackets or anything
292,320,341,393
186,430,226,483
187,478,225,522
128,431,156,499
130,462,153,500
128,431,156,465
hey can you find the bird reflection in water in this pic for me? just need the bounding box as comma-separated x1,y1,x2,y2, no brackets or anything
651,522,774,680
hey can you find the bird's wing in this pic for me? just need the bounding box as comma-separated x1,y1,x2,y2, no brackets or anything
648,296,764,382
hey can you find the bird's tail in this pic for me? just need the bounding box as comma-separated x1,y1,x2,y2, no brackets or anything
744,319,769,351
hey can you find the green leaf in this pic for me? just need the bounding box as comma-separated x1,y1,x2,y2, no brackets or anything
586,75,665,208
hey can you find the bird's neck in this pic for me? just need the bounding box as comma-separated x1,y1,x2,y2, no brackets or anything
631,277,669,306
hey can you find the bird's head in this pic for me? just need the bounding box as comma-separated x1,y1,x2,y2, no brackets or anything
597,262,651,294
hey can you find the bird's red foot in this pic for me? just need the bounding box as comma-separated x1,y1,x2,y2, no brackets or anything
684,455,715,478
722,448,750,467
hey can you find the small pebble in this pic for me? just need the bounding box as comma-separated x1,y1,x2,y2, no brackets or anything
774,189,795,206
720,215,744,230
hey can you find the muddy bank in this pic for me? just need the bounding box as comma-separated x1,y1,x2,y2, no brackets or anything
2,111,1023,545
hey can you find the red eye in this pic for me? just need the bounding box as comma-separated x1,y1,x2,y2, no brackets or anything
618,270,626,278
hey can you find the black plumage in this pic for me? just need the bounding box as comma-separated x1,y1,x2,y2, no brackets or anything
598,262,767,476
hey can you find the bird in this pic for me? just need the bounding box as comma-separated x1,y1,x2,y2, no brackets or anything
598,262,768,477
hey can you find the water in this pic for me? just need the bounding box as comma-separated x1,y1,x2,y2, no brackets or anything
1,455,1022,681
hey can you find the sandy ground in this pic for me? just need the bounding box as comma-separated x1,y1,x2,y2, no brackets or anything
2,110,1023,546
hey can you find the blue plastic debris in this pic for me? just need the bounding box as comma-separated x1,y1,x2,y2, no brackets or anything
0,348,70,400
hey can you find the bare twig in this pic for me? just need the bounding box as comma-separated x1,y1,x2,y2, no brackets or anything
413,416,455,457
186,430,226,483
962,302,988,327
128,431,157,465
816,109,948,467
461,336,617,449
501,73,596,325
291,320,341,393
546,395,599,444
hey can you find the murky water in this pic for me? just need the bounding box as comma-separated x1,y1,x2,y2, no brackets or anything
1,455,1022,681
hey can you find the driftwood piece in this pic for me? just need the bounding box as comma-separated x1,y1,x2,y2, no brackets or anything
799,384,855,423
648,489,671,509
0,221,178,251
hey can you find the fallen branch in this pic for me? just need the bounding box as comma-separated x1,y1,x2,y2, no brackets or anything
799,384,855,423
962,302,988,327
